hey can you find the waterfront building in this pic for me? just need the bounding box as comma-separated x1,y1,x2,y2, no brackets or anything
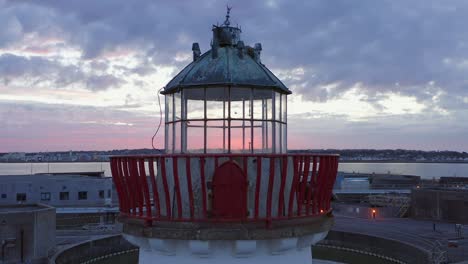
0,172,113,208
411,186,468,223
0,204,55,263
0,172,117,228
110,9,339,264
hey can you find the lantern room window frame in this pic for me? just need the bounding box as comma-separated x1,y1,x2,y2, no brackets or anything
164,86,287,154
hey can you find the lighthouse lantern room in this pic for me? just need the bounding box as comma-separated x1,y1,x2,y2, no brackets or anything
163,8,289,154
110,8,339,264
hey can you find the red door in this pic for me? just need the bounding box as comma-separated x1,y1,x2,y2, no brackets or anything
212,161,247,219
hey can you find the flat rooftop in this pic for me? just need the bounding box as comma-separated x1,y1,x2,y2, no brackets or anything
0,204,54,213
0,172,110,182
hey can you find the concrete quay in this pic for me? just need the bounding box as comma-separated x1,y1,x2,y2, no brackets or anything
332,214,468,263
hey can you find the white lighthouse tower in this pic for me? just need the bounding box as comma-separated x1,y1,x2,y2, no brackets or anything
110,9,339,264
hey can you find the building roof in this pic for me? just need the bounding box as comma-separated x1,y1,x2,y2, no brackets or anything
162,11,291,95
0,173,111,182
0,204,54,213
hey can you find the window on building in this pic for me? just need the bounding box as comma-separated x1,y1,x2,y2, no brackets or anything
41,192,51,201
16,193,26,202
60,192,69,200
99,190,104,199
78,191,88,200
107,190,111,198
1,194,6,199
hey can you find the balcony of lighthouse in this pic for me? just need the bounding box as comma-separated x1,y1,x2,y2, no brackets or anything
110,153,338,239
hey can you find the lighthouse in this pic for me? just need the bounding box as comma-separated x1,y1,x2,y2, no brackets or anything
110,9,339,264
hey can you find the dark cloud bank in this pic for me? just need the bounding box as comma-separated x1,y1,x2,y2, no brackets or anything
1,0,468,151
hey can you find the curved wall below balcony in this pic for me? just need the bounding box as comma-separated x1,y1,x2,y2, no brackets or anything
123,230,328,264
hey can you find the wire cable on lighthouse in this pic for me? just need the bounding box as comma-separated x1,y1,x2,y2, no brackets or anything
151,87,164,150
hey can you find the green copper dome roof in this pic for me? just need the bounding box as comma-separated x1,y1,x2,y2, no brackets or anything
162,11,291,95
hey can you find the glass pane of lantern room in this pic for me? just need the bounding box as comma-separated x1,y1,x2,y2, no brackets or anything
185,88,205,120
252,89,273,120
165,94,173,123
264,121,273,153
186,121,204,153
174,92,182,122
206,87,228,119
282,123,287,153
206,121,225,153
166,123,173,153
230,120,248,153
252,121,263,152
230,87,251,119
282,94,287,122
275,121,281,153
274,92,281,122
174,121,181,153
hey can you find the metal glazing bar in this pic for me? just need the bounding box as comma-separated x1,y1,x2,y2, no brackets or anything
223,91,226,152
279,94,282,153
228,86,231,153
242,99,245,151
172,94,176,153
181,91,187,153
250,88,254,153
272,92,276,153
203,88,207,154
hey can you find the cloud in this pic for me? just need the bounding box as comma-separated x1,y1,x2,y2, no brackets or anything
3,1,468,97
0,53,124,90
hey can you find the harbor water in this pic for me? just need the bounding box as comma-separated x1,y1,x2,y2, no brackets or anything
1,162,468,179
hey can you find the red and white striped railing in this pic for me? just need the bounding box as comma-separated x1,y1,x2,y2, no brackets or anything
110,154,339,226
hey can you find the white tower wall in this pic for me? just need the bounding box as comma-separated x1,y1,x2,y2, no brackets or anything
124,231,328,264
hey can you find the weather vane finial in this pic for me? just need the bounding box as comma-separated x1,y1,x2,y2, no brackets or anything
224,5,232,26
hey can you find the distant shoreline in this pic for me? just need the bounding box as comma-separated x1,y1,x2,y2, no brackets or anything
1,160,468,164
338,160,468,164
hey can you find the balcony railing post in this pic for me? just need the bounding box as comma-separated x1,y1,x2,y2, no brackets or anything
160,157,172,218
148,158,160,218
308,156,317,215
287,156,299,217
266,157,276,219
137,158,152,225
277,156,288,217
172,157,183,220
186,157,195,219
199,157,208,219
254,157,262,220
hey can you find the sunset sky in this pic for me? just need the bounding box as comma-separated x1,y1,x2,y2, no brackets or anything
1,0,468,152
